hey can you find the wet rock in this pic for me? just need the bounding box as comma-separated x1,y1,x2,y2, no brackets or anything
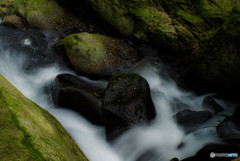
56,32,139,77
103,73,156,141
174,109,212,133
2,15,25,29
25,0,83,30
202,96,224,114
0,0,85,30
52,73,105,125
217,107,240,143
182,143,239,161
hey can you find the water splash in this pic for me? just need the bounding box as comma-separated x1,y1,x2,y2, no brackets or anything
0,29,236,161
0,44,123,161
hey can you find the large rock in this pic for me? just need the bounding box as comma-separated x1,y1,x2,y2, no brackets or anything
58,0,240,100
58,0,237,53
174,109,212,133
183,4,240,99
0,0,84,30
25,0,83,30
52,73,105,125
103,73,156,141
56,32,139,77
2,15,25,29
0,74,88,161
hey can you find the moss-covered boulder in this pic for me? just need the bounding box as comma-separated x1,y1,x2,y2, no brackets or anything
57,32,139,77
0,0,84,30
0,0,15,17
104,73,156,141
184,4,240,98
2,15,25,29
0,74,88,161
58,0,237,53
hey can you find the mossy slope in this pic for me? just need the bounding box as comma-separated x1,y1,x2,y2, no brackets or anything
0,74,88,161
64,0,237,53
0,0,83,30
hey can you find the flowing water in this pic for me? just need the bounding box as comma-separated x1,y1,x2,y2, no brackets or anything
0,26,236,161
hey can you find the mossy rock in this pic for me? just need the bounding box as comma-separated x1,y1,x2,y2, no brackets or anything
58,0,237,53
184,4,240,98
0,74,88,161
25,0,82,29
2,14,25,29
0,0,84,30
57,32,139,77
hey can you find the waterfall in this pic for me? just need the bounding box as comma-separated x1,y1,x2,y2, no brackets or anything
0,27,235,161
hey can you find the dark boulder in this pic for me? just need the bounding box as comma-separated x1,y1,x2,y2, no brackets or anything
174,109,212,133
52,73,105,125
202,96,224,114
103,73,156,141
217,107,240,143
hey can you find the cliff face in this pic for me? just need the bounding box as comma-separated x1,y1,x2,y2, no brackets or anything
58,0,236,52
0,74,88,161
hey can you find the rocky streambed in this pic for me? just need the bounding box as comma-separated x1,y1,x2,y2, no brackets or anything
0,0,240,161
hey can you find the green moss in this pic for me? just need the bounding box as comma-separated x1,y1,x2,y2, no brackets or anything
0,0,79,29
88,0,134,35
108,73,140,87
222,5,240,37
57,32,138,76
0,0,15,17
0,74,88,161
176,10,207,32
196,0,236,26
202,29,218,40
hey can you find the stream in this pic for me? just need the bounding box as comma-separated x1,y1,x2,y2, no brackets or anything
0,26,236,161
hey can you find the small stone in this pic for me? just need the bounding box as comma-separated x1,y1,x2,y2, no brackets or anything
2,15,25,30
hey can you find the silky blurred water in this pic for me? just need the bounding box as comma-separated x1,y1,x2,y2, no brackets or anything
0,26,235,161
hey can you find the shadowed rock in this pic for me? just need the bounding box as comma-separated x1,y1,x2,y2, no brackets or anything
52,73,105,125
103,73,156,141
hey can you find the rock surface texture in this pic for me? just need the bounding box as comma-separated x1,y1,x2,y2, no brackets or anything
57,0,240,99
0,74,88,161
0,0,84,30
103,73,156,140
57,32,139,77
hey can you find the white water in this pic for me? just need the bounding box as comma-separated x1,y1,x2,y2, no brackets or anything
0,30,235,161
